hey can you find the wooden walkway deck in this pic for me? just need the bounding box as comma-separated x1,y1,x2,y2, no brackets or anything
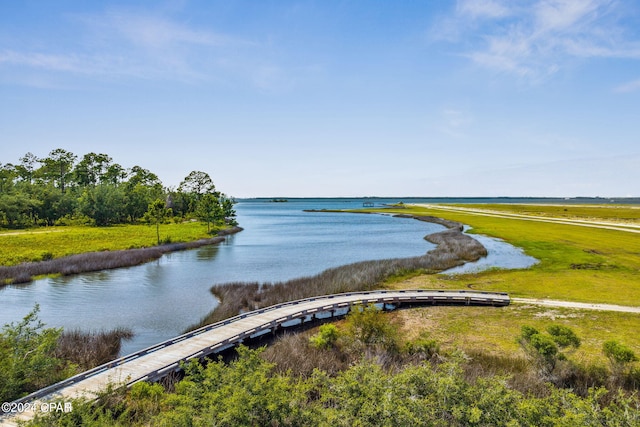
1,289,509,426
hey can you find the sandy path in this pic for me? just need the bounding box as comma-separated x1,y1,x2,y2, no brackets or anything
512,298,640,313
412,204,640,234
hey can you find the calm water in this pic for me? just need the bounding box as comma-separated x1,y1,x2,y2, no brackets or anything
0,198,536,355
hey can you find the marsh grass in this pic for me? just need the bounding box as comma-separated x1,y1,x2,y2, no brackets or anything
192,217,487,328
55,328,134,371
0,226,242,285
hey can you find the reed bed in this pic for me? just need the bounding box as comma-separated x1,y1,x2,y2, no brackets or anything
54,327,134,371
0,226,242,285
193,216,487,328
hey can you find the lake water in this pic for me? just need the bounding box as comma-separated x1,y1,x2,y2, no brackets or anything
0,198,537,355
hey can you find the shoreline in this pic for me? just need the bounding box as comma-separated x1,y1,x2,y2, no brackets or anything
191,213,488,328
0,226,243,286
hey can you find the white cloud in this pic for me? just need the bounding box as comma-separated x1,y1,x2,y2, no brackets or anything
533,0,601,33
79,11,244,50
457,0,511,19
0,8,262,85
436,0,640,80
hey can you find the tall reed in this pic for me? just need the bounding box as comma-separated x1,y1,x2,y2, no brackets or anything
191,215,487,328
54,327,134,371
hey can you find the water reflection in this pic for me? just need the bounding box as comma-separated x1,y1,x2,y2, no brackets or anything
196,245,220,261
443,232,538,274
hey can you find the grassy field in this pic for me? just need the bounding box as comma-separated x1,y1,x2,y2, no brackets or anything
369,203,640,365
0,221,221,266
448,203,640,223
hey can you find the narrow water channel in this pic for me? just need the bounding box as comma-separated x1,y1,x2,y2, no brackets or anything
0,199,537,355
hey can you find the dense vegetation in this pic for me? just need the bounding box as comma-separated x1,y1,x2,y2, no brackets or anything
26,306,640,426
0,305,130,403
3,201,640,424
0,149,236,229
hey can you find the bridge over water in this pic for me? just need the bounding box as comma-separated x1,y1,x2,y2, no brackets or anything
1,289,509,426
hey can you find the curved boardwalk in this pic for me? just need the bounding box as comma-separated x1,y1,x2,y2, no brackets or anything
1,289,509,426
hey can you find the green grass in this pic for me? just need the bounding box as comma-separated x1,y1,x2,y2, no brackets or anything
0,222,223,266
449,203,640,223
378,205,640,305
365,203,640,364
392,304,640,366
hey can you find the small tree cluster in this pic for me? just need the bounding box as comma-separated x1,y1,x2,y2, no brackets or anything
0,150,236,230
519,324,581,377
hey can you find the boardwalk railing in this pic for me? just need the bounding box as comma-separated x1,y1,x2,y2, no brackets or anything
2,289,509,424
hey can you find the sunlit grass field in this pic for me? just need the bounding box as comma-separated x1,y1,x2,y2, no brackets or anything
0,222,219,266
390,303,640,366
449,203,640,223
375,203,640,363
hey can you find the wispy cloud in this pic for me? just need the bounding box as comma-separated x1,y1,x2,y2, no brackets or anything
439,108,474,138
614,78,640,93
457,0,511,19
434,0,640,80
0,7,263,85
78,10,245,50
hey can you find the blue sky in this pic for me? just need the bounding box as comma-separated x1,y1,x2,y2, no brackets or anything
1,0,639,198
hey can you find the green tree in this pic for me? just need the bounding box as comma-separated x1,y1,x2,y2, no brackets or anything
0,305,73,401
37,148,77,194
195,193,223,233
15,152,38,185
73,152,112,187
124,166,163,223
143,199,172,244
220,193,237,225
0,163,17,193
178,170,215,198
79,185,126,226
0,192,40,227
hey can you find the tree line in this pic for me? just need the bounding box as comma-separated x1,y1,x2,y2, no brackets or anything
0,149,235,229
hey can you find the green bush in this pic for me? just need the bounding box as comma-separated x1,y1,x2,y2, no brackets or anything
309,323,340,349
0,305,74,401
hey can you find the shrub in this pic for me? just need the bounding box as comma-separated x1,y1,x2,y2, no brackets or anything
547,324,581,348
309,324,340,349
345,304,401,353
603,340,638,365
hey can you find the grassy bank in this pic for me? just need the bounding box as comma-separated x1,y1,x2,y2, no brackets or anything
365,204,640,366
0,224,242,285
447,203,640,224
378,204,640,305
0,222,231,266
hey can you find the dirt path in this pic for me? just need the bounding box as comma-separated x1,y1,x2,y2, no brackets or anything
512,298,640,313
0,229,65,237
413,204,640,234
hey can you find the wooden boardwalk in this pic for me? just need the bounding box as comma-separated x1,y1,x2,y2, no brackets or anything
1,289,509,426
